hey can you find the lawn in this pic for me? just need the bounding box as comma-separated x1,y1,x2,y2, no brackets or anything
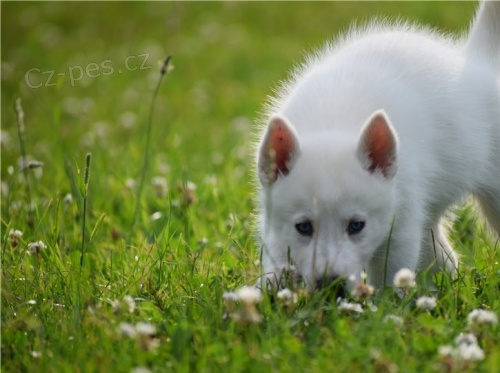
1,1,498,372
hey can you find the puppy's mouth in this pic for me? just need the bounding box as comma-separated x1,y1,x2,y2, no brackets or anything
314,275,347,299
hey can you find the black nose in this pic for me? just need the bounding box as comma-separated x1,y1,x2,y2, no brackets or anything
315,275,346,299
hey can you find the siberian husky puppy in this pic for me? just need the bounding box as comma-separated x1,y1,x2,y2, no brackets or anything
255,1,500,292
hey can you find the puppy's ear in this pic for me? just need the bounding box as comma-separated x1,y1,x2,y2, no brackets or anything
258,115,300,186
357,110,398,179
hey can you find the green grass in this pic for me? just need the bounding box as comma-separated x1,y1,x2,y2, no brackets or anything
1,1,498,372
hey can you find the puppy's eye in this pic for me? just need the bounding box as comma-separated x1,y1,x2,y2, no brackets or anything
295,221,313,236
347,220,365,235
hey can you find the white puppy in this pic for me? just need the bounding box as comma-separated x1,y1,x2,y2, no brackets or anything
255,1,500,292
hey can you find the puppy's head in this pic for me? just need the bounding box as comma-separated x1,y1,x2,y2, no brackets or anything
257,110,398,293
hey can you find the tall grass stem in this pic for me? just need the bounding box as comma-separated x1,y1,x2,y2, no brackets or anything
80,153,92,267
130,56,172,234
14,98,33,221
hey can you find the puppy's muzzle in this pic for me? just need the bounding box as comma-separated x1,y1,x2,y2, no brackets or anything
315,275,346,299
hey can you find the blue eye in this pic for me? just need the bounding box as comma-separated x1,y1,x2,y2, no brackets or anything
347,220,365,235
295,221,313,236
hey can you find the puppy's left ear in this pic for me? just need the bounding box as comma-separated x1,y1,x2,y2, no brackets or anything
357,110,398,179
258,115,300,186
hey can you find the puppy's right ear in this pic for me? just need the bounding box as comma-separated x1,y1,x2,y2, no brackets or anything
258,115,300,186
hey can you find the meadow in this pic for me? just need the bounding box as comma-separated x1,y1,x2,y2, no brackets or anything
1,1,498,372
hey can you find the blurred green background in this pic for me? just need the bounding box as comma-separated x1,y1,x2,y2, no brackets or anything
1,1,476,182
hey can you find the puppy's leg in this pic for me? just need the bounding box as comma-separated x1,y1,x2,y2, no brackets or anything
368,218,423,288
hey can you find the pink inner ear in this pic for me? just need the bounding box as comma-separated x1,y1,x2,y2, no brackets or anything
269,118,295,177
259,116,299,184
361,112,398,178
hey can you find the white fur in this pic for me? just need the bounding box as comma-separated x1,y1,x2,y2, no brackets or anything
255,1,500,291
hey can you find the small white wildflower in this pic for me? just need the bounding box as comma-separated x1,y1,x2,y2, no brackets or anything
438,332,485,363
9,229,23,239
236,286,262,305
226,286,263,324
63,193,73,204
119,111,137,129
438,345,454,357
125,178,136,190
416,296,437,311
222,291,239,304
277,288,298,306
149,211,163,221
352,283,374,301
111,296,136,314
456,342,485,362
119,322,137,338
110,299,121,313
467,309,498,327
454,333,478,347
393,268,416,290
337,300,364,314
8,229,23,247
123,295,136,314
27,299,36,305
27,241,47,256
151,176,168,198
134,322,159,351
30,351,42,358
135,322,156,336
383,314,404,326
180,181,197,206
276,288,293,300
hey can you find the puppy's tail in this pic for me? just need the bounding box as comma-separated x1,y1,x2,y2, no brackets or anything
464,0,500,67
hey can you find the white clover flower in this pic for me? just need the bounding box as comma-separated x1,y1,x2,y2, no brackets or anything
27,299,37,305
454,333,478,347
456,342,485,362
135,322,156,336
337,300,364,314
8,229,23,247
416,296,437,311
134,322,159,351
119,322,137,338
438,345,454,357
125,178,136,190
27,241,47,256
123,295,136,314
118,321,160,351
63,193,73,204
467,309,498,327
151,176,168,198
352,283,374,301
383,314,404,326
180,181,197,206
149,211,163,221
111,299,121,313
9,229,23,239
225,286,263,324
393,268,416,290
236,286,262,305
438,332,485,363
112,296,137,314
277,288,298,306
222,291,239,304
30,351,42,358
